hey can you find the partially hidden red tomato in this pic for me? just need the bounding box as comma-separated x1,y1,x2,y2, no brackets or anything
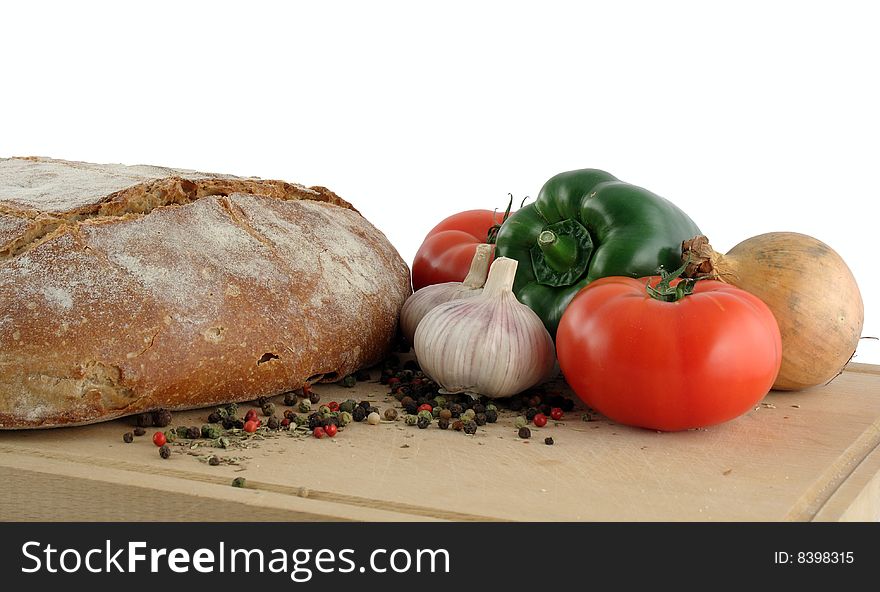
411,210,504,291
556,276,781,432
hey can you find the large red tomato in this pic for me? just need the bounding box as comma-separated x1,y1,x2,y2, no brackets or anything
556,275,782,431
411,209,504,291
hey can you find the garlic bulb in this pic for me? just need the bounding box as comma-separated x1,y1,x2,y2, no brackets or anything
400,243,492,344
414,256,556,398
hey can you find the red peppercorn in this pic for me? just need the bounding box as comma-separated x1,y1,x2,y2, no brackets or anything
313,427,326,439
550,407,564,421
152,432,166,447
418,403,432,413
388,377,400,386
244,409,258,422
243,420,258,433
533,413,548,428
324,424,338,437
281,418,291,428
328,401,340,412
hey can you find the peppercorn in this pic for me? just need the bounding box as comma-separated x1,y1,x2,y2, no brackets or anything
206,411,220,424
417,410,433,422
209,455,221,466
337,411,353,427
307,413,323,430
256,395,269,407
518,427,531,439
533,413,548,428
281,418,291,428
339,399,356,413
221,418,233,430
367,412,381,425
417,416,431,429
514,416,528,429
452,420,464,431
308,391,321,404
298,400,312,413
135,413,153,427
243,420,258,433
368,406,379,415
202,424,222,439
152,432,166,447
436,409,451,421
405,414,418,426
225,403,239,417
318,404,331,415
262,402,276,417
474,413,487,426
472,403,486,415
164,429,176,443
403,402,419,415
283,391,299,406
485,409,498,423
438,417,450,430
122,432,134,443
159,444,171,459
244,409,258,422
352,407,367,422
185,426,200,439
525,407,539,421
267,417,280,430
231,477,246,488
327,401,339,412
545,437,554,445
463,421,477,435
550,407,564,421
322,416,339,428
340,374,357,388
325,423,338,437
133,427,146,437
449,403,463,418
359,400,372,411
486,403,498,412
384,408,398,421
462,409,476,421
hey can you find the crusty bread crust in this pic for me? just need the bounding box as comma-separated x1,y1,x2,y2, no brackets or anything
0,158,410,428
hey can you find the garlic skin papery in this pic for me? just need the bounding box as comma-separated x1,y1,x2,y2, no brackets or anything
400,243,492,344
414,256,556,398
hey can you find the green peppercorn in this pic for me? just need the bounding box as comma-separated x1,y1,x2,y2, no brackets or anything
434,396,447,408
341,374,357,388
318,404,331,415
462,409,476,421
518,427,531,439
262,402,276,417
438,417,450,430
514,416,528,429
201,424,222,439
176,426,189,438
417,416,430,429
122,432,134,443
486,403,498,412
298,400,312,413
384,408,398,421
337,411,353,427
159,444,171,459
294,414,308,427
164,429,177,443
209,455,221,466
417,410,433,422
405,414,418,426
339,399,356,413
231,477,246,488
225,403,239,417
463,421,477,435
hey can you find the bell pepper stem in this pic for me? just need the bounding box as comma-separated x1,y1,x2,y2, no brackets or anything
537,230,579,274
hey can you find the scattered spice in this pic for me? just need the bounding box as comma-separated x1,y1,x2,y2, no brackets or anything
514,416,528,430
518,427,531,439
186,426,202,439
533,413,548,428
283,391,299,406
308,390,321,405
133,427,146,437
417,416,431,429
550,408,564,421
159,444,171,459
341,375,357,388
267,417,280,430
544,437,554,445
463,420,477,435
352,407,367,422
152,432,166,447
452,420,464,431
231,477,247,488
438,417,450,430
243,420,258,433
313,427,326,439
152,409,173,427
384,408,398,421
367,412,381,425
261,402,276,417
122,432,134,443
325,424,338,437
298,400,312,413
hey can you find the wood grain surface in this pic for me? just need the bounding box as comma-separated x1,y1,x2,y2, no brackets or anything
1,363,879,522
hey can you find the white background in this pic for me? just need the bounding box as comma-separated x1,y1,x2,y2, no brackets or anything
2,1,877,362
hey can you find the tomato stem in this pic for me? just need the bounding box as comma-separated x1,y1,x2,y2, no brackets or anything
646,259,697,302
486,193,525,244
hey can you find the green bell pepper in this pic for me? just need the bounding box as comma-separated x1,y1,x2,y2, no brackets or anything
495,168,701,336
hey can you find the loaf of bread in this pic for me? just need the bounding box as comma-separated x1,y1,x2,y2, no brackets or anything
0,157,411,428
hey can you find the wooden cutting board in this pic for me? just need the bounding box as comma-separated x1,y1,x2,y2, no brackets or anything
1,363,879,522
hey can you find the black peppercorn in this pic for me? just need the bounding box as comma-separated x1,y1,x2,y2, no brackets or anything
417,416,430,429
284,409,297,421
474,413,487,426
207,411,222,424
368,406,379,415
308,414,323,430
309,391,321,404
283,391,299,406
525,407,539,421
322,416,339,428
485,409,498,423
359,400,372,411
352,407,367,422
472,403,486,415
257,396,269,407
403,402,418,415
208,455,220,466
400,395,415,408
463,421,477,435
135,412,153,427
133,427,146,437
544,437,554,445
222,418,235,430
122,432,134,443
152,409,172,427
449,403,463,418
186,426,201,439
267,417,280,430
159,444,171,459
438,417,450,430
231,419,244,429
518,427,531,439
